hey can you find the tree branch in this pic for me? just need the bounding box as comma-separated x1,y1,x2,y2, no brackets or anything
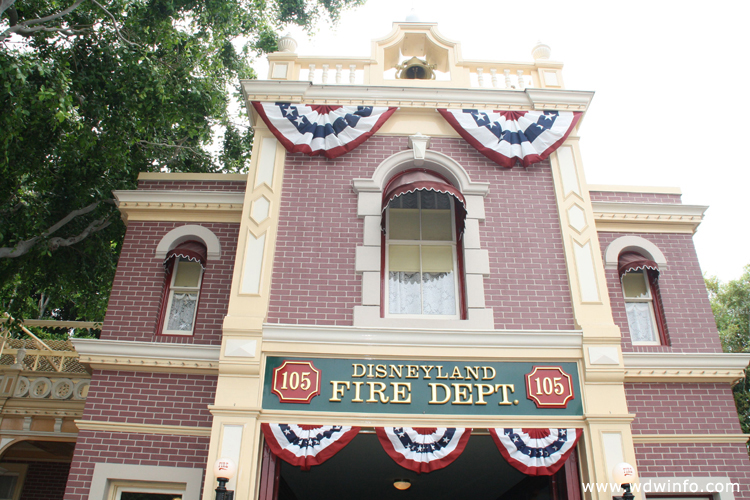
90,0,140,47
0,199,114,259
47,214,112,251
0,0,87,41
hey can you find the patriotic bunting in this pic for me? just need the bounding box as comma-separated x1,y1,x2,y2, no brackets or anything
489,428,582,476
376,427,471,473
261,423,360,471
252,102,397,159
438,109,581,168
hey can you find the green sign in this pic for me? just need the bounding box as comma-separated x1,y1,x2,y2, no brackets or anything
262,357,582,416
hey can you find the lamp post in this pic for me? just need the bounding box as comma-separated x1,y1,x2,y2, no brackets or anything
213,458,237,500
612,462,636,500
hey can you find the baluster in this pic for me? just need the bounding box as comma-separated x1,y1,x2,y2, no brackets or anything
308,64,316,82
322,64,329,84
335,64,343,84
517,70,525,90
349,64,357,84
476,67,484,87
490,68,498,88
504,69,513,89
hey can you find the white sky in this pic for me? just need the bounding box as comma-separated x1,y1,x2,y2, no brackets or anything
260,0,750,282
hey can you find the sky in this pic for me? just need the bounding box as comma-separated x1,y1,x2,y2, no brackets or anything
258,0,750,282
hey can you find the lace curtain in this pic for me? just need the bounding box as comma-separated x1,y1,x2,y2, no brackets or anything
389,271,455,315
167,293,198,331
625,302,655,343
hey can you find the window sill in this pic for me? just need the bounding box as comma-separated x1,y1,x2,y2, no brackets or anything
353,306,494,330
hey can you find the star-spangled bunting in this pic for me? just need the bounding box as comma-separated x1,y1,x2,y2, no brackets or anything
252,103,397,159
376,427,471,473
489,428,582,476
261,424,360,470
438,109,581,168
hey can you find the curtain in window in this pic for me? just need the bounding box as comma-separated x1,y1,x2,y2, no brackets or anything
166,293,198,331
625,302,656,343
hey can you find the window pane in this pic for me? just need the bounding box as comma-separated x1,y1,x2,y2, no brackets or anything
0,475,17,500
173,260,202,288
421,246,453,273
421,210,452,241
625,302,657,343
622,271,649,299
389,209,420,240
422,272,456,315
166,293,198,331
389,246,420,272
389,272,421,314
389,191,418,209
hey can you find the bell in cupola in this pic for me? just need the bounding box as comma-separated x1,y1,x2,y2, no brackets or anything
395,56,437,80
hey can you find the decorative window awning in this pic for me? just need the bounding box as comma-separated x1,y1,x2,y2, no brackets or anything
263,425,580,476
252,103,397,159
163,241,207,271
381,169,468,235
618,251,660,279
437,109,581,168
376,427,471,473
261,424,360,471
489,428,582,476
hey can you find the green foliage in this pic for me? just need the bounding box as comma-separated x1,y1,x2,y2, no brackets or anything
706,266,750,434
0,0,364,323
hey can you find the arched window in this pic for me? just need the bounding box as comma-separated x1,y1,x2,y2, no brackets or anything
382,169,467,318
159,241,207,335
618,251,668,345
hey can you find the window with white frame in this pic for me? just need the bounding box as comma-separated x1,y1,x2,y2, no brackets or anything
109,481,185,500
161,241,207,335
386,189,460,317
619,251,667,345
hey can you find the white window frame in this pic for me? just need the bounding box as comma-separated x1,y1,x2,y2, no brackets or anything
109,481,185,500
89,463,202,500
621,269,660,346
384,191,460,319
162,258,204,336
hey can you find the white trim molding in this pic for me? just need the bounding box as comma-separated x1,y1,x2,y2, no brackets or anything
632,434,749,444
88,462,204,500
592,201,707,233
588,184,682,195
623,352,750,383
154,224,223,260
604,235,667,270
75,419,212,437
114,190,245,224
72,338,220,374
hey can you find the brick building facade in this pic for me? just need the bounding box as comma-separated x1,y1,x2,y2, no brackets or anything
2,20,739,500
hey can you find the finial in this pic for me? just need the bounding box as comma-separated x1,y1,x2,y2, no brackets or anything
278,32,298,53
405,9,421,22
532,41,551,60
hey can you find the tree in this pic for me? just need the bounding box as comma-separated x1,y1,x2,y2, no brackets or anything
706,266,750,434
0,0,363,324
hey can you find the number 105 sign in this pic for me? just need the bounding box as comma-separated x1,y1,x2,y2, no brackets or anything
525,366,574,408
271,360,321,403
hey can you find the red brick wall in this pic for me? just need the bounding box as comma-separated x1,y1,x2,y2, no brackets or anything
137,179,246,191
267,136,575,330
64,430,209,500
634,443,750,500
589,191,682,204
83,370,216,427
102,221,238,345
598,232,721,352
625,383,743,434
10,461,71,500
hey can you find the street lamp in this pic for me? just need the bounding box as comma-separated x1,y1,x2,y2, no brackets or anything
612,462,636,500
213,458,237,500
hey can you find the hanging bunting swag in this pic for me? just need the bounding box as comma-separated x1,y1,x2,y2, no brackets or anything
261,424,360,471
376,427,471,473
252,103,397,159
438,109,581,168
489,428,582,476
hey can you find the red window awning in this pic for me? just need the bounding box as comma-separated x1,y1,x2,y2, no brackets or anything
163,240,208,271
381,169,467,236
618,251,659,279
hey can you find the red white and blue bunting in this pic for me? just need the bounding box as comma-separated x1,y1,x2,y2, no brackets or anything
489,428,582,476
261,423,360,471
376,427,471,473
252,102,397,159
438,109,581,168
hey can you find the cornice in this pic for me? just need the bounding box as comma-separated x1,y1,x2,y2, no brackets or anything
632,433,749,444
592,201,707,233
262,323,583,350
75,419,212,436
137,172,247,181
588,184,682,195
623,352,750,383
113,190,245,224
240,80,594,111
71,338,220,375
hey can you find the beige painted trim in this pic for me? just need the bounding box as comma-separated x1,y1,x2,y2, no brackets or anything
114,190,244,224
0,430,78,439
89,462,204,500
588,184,682,195
632,433,749,444
623,352,750,383
594,221,699,234
75,419,212,436
138,172,247,181
72,339,219,374
592,201,707,233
